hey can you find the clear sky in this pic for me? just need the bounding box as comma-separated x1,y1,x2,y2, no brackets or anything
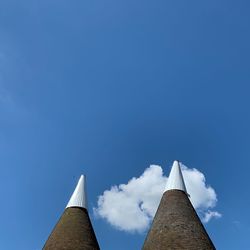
0,0,249,249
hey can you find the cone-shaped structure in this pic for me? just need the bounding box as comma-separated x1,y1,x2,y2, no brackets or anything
43,175,100,250
142,161,215,250
66,175,87,209
164,160,187,193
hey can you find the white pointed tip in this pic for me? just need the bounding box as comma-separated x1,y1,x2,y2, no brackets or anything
164,160,187,193
66,174,87,209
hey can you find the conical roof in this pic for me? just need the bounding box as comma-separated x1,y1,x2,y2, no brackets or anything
66,175,87,209
164,160,187,193
142,161,215,250
43,175,100,250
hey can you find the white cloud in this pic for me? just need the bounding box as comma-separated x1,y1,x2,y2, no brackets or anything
94,163,221,233
202,210,222,223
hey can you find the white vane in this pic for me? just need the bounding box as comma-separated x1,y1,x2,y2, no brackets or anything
164,160,187,193
66,175,88,209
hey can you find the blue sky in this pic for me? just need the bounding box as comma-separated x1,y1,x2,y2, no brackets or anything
0,0,249,249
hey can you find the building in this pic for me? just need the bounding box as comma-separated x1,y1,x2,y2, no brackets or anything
43,161,216,249
142,161,216,250
43,175,100,250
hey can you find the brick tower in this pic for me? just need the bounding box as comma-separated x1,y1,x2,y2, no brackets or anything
142,161,216,250
43,175,100,250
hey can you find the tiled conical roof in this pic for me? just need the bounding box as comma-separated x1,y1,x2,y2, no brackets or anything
43,175,100,250
142,161,216,250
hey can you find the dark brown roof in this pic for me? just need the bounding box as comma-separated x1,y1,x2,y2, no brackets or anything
43,207,100,250
142,190,216,250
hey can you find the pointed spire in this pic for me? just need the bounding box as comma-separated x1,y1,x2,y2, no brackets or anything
43,174,100,250
142,161,215,250
66,175,87,209
164,160,187,193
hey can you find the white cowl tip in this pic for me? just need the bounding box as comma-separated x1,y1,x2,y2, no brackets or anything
66,175,88,209
164,161,187,193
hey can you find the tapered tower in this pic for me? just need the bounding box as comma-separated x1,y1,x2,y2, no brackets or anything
142,161,215,250
43,175,100,250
